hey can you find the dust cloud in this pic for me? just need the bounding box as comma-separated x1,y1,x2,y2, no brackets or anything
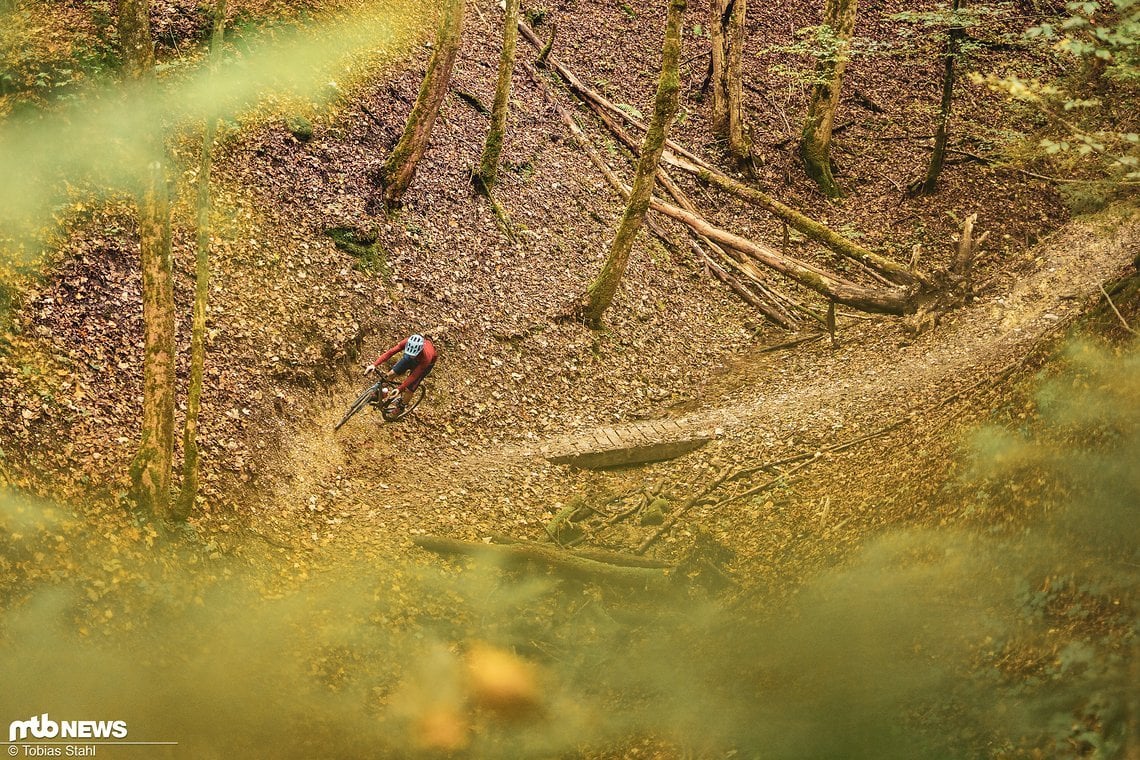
1,343,1136,758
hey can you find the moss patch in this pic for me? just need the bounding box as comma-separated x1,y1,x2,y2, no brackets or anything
326,226,388,277
285,115,313,142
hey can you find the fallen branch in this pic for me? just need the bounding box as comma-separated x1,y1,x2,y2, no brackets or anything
714,455,819,510
543,502,580,544
487,532,673,568
452,87,491,115
358,102,388,129
519,15,935,311
653,156,798,328
413,534,670,587
635,348,1047,552
1099,283,1138,336
521,21,914,289
519,19,715,173
693,240,798,329
530,63,790,326
756,332,826,353
526,63,676,248
851,88,885,114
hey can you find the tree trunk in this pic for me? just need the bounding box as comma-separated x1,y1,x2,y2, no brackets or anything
117,0,154,81
129,160,176,519
799,0,858,198
711,0,749,164
120,0,176,520
579,0,686,325
710,0,728,134
474,0,519,193
917,0,963,196
378,0,465,206
175,1,224,522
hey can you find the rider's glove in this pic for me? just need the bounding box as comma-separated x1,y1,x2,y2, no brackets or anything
363,364,376,376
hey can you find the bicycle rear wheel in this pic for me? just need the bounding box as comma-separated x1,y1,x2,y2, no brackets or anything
334,382,381,431
381,384,425,422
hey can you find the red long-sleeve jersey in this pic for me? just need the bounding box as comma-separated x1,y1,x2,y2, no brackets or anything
373,337,437,392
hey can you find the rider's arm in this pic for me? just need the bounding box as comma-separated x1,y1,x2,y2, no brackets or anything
372,339,407,368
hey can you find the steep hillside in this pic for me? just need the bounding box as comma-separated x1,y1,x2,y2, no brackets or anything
1,0,1071,514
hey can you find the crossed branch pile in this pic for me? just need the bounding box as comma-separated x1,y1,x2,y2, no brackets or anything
518,19,982,330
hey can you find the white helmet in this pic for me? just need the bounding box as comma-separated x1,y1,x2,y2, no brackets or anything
405,334,425,357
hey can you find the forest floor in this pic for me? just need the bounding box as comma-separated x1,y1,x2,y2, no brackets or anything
252,200,1140,592
1,0,1135,625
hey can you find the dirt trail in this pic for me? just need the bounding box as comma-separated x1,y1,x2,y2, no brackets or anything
495,206,1140,462
261,206,1139,563
647,206,1140,450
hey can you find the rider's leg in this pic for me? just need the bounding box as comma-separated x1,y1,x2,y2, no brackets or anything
400,361,434,405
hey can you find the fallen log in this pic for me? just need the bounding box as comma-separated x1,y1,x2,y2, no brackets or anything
652,162,800,329
487,532,673,568
648,196,916,314
412,535,671,587
519,19,715,173
525,63,678,251
661,152,922,288
529,62,790,325
519,18,916,289
692,240,798,329
525,40,917,317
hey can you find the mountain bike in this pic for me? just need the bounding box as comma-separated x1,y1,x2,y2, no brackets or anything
333,377,425,431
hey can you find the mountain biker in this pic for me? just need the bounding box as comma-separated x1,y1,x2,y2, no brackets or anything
364,333,436,413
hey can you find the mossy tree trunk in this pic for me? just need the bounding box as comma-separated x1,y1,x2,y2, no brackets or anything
118,0,155,81
710,0,728,132
579,0,686,325
799,0,858,198
120,0,177,520
379,0,465,207
130,159,176,520
710,0,749,165
176,0,225,521
474,0,519,193
916,0,964,196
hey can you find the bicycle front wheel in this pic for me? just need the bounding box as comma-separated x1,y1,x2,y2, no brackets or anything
381,385,425,422
334,383,380,431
